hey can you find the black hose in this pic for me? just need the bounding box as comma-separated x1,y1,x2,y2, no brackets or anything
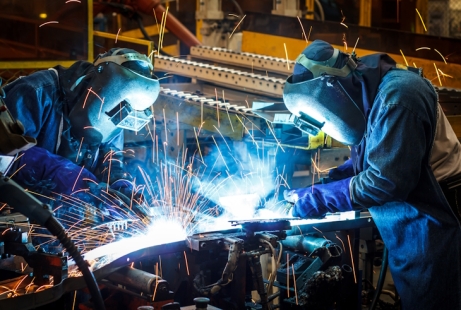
369,245,388,310
45,216,106,310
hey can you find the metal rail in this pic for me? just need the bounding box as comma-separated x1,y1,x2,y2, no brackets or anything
155,56,285,98
190,46,294,76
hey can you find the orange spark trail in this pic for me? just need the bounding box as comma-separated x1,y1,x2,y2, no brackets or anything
8,163,26,179
434,63,442,86
347,234,357,283
286,253,290,297
297,16,308,44
39,21,58,27
66,0,81,2
292,264,298,305
76,137,84,162
434,49,447,64
229,15,246,39
399,49,409,66
284,43,290,70
184,251,190,275
115,28,121,43
415,8,427,32
72,165,85,192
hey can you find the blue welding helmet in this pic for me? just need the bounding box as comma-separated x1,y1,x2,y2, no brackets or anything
68,48,160,144
283,40,366,146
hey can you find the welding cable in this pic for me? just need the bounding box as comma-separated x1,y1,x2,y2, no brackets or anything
261,239,279,296
369,245,388,310
46,216,106,310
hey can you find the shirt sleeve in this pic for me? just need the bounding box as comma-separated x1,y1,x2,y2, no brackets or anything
351,92,430,207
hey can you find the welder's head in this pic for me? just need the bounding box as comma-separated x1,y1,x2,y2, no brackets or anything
283,40,366,146
68,48,160,144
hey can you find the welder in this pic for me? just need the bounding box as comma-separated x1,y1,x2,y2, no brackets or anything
283,40,461,309
3,48,160,225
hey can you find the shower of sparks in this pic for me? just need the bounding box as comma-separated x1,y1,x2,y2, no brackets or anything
284,43,290,70
347,234,357,284
415,8,427,32
297,16,308,44
39,21,59,27
399,49,409,67
434,49,447,64
229,15,246,39
115,28,121,43
434,63,442,86
292,264,298,305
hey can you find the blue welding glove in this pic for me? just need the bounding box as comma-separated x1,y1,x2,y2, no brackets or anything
11,146,99,197
284,177,353,218
328,158,354,181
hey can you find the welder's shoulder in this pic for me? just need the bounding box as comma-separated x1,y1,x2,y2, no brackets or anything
375,68,437,111
4,70,58,94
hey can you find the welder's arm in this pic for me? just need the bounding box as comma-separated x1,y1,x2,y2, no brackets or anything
350,101,425,208
329,158,354,180
95,132,132,184
285,177,354,218
10,146,98,196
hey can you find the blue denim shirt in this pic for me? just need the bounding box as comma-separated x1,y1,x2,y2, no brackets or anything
351,68,461,309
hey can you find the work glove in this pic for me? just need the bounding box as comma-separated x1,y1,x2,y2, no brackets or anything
11,146,99,197
328,158,354,181
284,177,353,218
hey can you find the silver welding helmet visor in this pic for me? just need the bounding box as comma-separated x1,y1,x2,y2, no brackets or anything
69,61,160,144
283,74,366,145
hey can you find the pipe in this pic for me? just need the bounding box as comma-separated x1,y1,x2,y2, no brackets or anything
369,246,388,310
93,0,201,47
281,235,331,255
106,266,163,294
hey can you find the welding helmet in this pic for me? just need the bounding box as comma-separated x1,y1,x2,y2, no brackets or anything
68,48,160,144
283,40,366,146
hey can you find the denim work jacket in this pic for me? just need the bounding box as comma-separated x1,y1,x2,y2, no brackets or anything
351,68,461,309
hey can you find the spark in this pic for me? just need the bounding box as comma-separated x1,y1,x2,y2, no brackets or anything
115,28,121,43
39,21,59,27
347,234,357,284
211,136,230,171
228,13,240,18
416,47,430,51
335,233,346,252
415,8,427,32
229,14,246,39
72,291,77,310
438,69,453,78
352,37,360,54
13,275,28,295
292,264,298,305
340,22,348,28
0,204,6,212
283,43,290,70
163,109,168,144
193,127,205,164
26,189,56,201
399,49,409,67
307,26,312,43
215,88,220,127
176,112,180,146
312,226,328,240
434,49,447,64
434,63,442,86
8,163,26,179
342,34,348,51
183,251,190,275
413,62,417,68
12,153,25,163
76,137,84,162
297,16,308,44
72,165,85,192
66,0,81,3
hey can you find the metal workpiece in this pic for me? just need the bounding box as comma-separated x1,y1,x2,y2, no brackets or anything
106,266,169,296
281,235,333,254
155,56,286,98
190,46,294,76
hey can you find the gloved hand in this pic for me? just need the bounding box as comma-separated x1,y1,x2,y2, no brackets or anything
328,158,354,181
284,177,354,218
11,146,99,196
